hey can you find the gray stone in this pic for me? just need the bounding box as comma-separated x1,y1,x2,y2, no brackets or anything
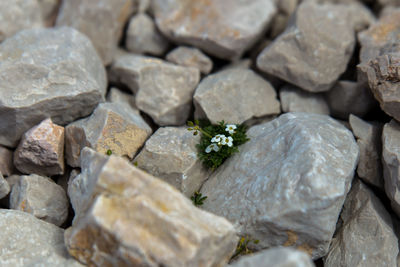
126,13,169,56
0,173,10,200
280,85,329,115
194,68,280,124
56,0,134,65
106,87,139,113
132,0,150,13
0,209,82,267
151,0,277,60
201,112,359,259
37,0,60,25
109,53,200,125
166,46,213,75
0,27,107,148
324,179,398,267
0,146,14,177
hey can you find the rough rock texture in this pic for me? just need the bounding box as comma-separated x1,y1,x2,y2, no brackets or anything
324,179,398,267
65,148,238,266
280,85,329,115
0,209,82,267
10,174,69,226
166,46,213,75
151,0,277,60
56,0,134,65
106,87,139,113
65,102,152,167
109,54,200,125
14,118,65,176
194,68,280,124
201,112,359,259
0,146,14,177
0,173,10,200
134,127,210,197
0,27,107,148
126,13,169,56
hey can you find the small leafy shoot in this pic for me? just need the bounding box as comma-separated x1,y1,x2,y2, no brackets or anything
106,149,112,156
191,191,207,206
232,236,260,259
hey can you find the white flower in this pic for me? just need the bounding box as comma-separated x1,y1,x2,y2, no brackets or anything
221,136,233,147
205,143,220,153
225,124,237,134
211,134,226,144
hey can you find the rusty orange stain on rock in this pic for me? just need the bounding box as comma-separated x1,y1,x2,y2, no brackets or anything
283,230,298,247
296,243,314,256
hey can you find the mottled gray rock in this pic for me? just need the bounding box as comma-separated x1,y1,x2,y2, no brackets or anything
0,146,14,177
194,68,280,124
166,46,213,75
0,173,10,200
106,87,139,113
134,127,210,197
65,102,151,167
66,148,238,266
0,209,82,267
151,0,277,60
280,85,329,115
0,27,107,148
56,0,134,65
201,112,359,259
126,13,169,56
324,179,398,267
14,118,65,176
109,54,200,125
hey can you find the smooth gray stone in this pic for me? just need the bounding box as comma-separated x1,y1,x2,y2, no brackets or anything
166,46,213,75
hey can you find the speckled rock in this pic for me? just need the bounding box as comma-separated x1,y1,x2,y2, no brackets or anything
0,27,107,148
201,112,359,259
0,146,14,177
0,173,10,200
166,46,213,75
280,85,329,115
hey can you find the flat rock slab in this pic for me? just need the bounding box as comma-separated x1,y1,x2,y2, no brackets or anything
201,112,359,259
280,85,329,115
0,27,107,147
166,46,213,75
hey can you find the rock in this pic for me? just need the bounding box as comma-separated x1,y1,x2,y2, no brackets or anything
280,85,329,115
194,68,280,124
56,0,134,65
106,87,138,113
201,112,359,259
0,209,82,267
0,27,107,148
0,173,10,200
166,46,213,75
37,0,60,25
132,0,150,13
151,0,277,60
134,127,210,197
126,13,169,56
109,54,200,125
65,102,152,167
0,146,15,177
230,247,315,267
324,179,398,266
65,148,238,266
14,118,65,176
10,174,69,226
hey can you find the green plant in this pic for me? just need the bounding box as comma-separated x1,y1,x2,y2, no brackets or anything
232,236,260,259
191,191,207,206
106,149,112,156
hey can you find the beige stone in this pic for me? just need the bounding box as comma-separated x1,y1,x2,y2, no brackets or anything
166,46,213,75
0,146,15,177
280,85,329,115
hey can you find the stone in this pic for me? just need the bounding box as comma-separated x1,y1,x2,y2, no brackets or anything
280,85,330,115
132,0,150,13
0,146,14,177
106,87,138,113
134,127,210,197
0,209,82,267
125,13,169,56
166,46,213,75
0,173,10,200
109,54,200,125
10,174,69,226
194,68,280,124
65,102,152,167
324,179,398,267
14,118,65,176
151,0,277,60
0,27,107,148
56,0,134,65
37,0,60,25
65,148,238,266
201,112,359,259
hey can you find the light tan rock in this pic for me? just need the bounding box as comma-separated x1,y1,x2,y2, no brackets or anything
166,46,213,75
0,146,14,177
0,173,10,200
37,0,60,26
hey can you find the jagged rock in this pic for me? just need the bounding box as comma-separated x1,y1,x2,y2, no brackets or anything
280,85,329,115
166,46,213,75
194,68,280,124
0,173,10,200
151,0,277,60
0,27,107,148
0,146,14,177
65,148,238,266
106,87,139,113
201,112,359,259
14,118,65,176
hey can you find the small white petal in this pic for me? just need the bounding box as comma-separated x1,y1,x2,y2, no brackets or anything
205,146,212,153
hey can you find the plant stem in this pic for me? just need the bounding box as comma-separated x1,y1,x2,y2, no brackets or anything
197,127,213,138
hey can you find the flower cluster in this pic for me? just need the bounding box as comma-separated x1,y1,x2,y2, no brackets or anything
205,125,236,153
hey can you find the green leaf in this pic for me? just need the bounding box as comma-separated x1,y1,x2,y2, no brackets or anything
106,149,112,156
187,121,194,127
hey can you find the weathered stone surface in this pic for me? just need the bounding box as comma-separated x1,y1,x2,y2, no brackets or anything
151,0,277,60
134,127,210,197
166,46,213,75
10,174,69,226
0,173,10,200
0,27,107,148
66,102,151,167
37,0,60,25
201,112,359,259
194,68,280,124
280,85,329,115
126,13,169,56
324,179,398,267
56,0,133,65
109,54,200,125
14,118,65,176
106,87,139,114
0,209,82,267
66,148,238,266
0,146,14,177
